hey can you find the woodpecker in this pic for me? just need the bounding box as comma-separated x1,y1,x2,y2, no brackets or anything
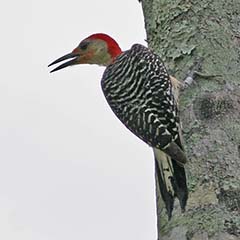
48,33,188,219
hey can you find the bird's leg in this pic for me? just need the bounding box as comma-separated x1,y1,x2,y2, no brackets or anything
181,57,222,90
181,57,204,89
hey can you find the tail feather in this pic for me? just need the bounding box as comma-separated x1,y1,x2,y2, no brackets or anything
155,157,174,220
154,148,188,219
171,159,188,211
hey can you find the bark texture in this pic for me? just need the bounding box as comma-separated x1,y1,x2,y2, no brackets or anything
141,1,240,239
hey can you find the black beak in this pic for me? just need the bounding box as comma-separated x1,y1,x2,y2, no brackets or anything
48,53,80,73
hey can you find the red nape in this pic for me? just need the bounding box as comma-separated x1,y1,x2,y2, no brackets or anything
86,33,122,60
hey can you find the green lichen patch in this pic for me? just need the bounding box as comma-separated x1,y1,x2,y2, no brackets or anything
187,172,199,192
160,206,225,238
184,206,225,237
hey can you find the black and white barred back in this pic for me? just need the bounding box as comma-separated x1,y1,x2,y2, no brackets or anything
101,44,188,219
101,44,179,149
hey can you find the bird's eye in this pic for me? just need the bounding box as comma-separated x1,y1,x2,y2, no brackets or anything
79,41,89,50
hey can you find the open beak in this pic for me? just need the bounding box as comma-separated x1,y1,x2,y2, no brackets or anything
48,52,80,73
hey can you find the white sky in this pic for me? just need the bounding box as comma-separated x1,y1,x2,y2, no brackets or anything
0,1,157,239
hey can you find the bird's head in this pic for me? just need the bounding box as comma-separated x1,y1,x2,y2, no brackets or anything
48,33,122,73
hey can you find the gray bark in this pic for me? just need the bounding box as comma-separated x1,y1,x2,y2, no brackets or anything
140,0,240,239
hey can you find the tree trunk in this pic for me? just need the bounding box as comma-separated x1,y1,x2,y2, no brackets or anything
141,1,240,239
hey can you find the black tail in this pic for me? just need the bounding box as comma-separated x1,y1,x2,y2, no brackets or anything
154,148,188,219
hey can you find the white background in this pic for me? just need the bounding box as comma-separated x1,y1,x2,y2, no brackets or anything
0,1,157,239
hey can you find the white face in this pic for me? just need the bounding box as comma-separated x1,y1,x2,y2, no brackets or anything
71,38,113,66
86,39,113,66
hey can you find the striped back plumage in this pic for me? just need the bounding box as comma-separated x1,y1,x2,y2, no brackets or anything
101,44,179,149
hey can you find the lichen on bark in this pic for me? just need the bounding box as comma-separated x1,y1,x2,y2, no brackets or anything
141,0,240,239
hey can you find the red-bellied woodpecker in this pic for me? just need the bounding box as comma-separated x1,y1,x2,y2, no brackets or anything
48,33,188,219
